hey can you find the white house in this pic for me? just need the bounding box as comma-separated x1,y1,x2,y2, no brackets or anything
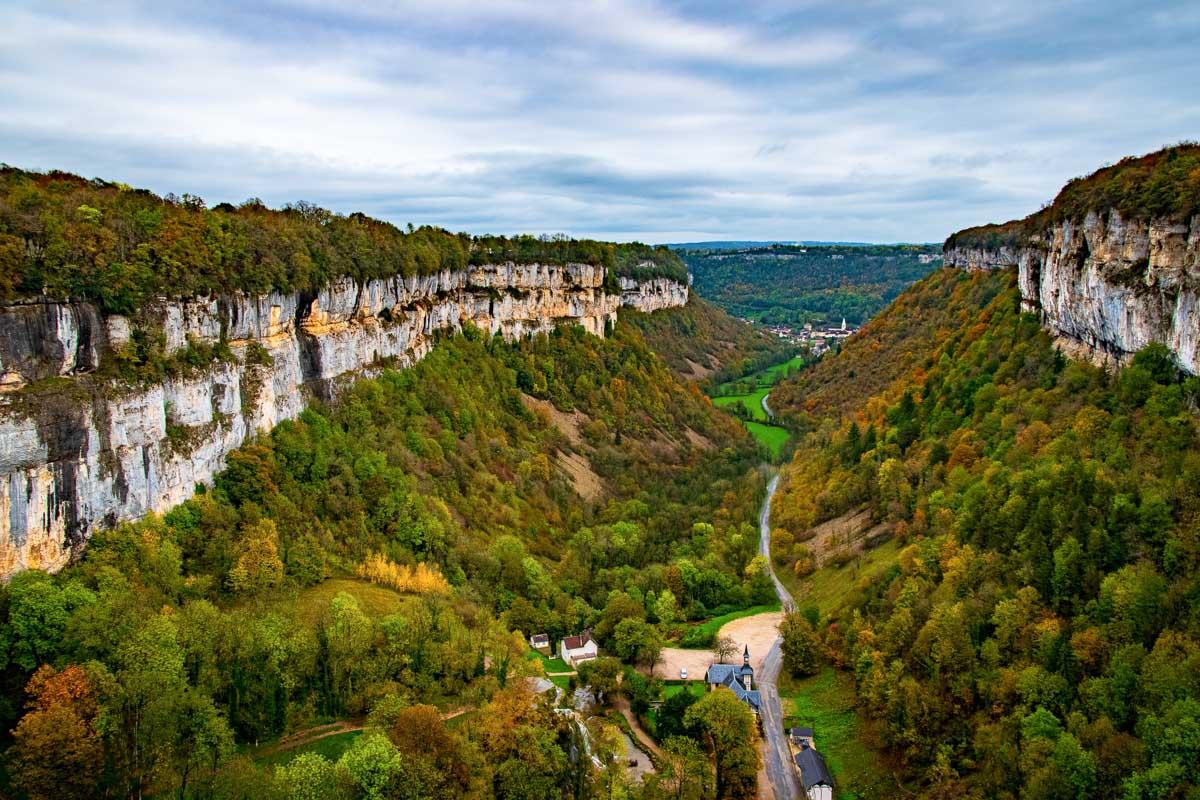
529,633,551,655
558,629,598,667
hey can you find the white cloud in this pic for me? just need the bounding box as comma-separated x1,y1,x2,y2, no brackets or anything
1,0,1197,243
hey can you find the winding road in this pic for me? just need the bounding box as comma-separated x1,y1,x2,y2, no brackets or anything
761,392,774,420
757,473,803,800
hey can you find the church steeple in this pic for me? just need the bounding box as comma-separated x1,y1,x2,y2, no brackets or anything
743,644,750,667
742,645,752,689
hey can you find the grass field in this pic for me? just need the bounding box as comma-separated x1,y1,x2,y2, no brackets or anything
252,730,363,767
712,386,772,421
288,578,407,627
709,356,799,461
779,668,893,800
539,655,572,673
744,420,789,459
778,538,902,617
714,356,804,396
678,602,780,648
662,681,703,700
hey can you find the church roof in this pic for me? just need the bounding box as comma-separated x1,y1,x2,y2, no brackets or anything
704,664,760,711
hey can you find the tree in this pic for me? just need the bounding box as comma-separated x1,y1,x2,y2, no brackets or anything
656,686,701,741
596,590,645,644
780,612,821,677
273,753,343,800
685,688,759,800
227,519,284,595
878,457,911,521
577,656,622,704
1052,537,1086,612
8,665,107,800
113,614,191,798
167,689,235,800
613,618,664,675
337,733,404,800
3,570,96,671
654,589,679,628
655,736,714,800
322,592,373,715
384,704,477,796
713,634,738,664
622,669,662,715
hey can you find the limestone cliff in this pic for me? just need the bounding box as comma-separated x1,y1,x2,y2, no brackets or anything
944,211,1199,374
0,263,687,576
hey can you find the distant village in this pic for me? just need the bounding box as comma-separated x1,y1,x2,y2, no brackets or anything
751,317,859,356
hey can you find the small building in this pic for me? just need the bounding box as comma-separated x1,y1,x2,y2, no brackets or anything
794,742,833,800
705,646,760,716
559,629,598,667
529,633,551,655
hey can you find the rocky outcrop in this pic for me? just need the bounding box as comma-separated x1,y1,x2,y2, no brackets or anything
0,264,687,576
945,211,1200,375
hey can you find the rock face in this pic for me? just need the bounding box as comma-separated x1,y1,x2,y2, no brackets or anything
0,263,688,577
945,211,1200,375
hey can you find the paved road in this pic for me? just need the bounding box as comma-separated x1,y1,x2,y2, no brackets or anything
761,392,774,420
757,474,803,800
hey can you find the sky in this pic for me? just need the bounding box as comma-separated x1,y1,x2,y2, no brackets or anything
2,1,1198,244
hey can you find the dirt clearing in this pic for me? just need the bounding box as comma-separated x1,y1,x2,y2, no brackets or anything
650,611,783,680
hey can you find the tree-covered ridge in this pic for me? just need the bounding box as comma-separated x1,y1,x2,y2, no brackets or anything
770,267,1002,424
946,142,1200,251
0,317,772,798
0,166,685,313
682,243,939,328
772,267,1200,798
622,295,795,386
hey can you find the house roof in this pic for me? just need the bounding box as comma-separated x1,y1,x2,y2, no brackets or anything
705,665,760,711
562,631,595,651
530,633,550,644
705,663,752,684
790,727,814,738
794,747,833,789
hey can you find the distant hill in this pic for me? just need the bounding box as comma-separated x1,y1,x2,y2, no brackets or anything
667,240,933,250
681,243,941,328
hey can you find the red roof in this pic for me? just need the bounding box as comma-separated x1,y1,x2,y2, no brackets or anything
562,631,594,650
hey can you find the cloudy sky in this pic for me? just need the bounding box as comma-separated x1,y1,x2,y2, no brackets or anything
2,1,1198,243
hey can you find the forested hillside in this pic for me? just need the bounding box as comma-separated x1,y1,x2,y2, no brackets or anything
682,244,939,327
624,295,795,385
0,317,770,799
771,267,1200,799
770,268,1008,424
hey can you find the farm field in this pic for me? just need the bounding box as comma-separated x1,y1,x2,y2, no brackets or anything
708,356,799,460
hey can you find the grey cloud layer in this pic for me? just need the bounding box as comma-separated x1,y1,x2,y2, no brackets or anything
1,0,1197,242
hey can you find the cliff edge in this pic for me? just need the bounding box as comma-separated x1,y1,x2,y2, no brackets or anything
0,263,687,576
0,167,690,576
943,144,1200,374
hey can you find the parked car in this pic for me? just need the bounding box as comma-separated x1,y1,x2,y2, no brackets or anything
680,667,688,679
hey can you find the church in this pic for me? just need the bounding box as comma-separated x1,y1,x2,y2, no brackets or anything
704,645,761,716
